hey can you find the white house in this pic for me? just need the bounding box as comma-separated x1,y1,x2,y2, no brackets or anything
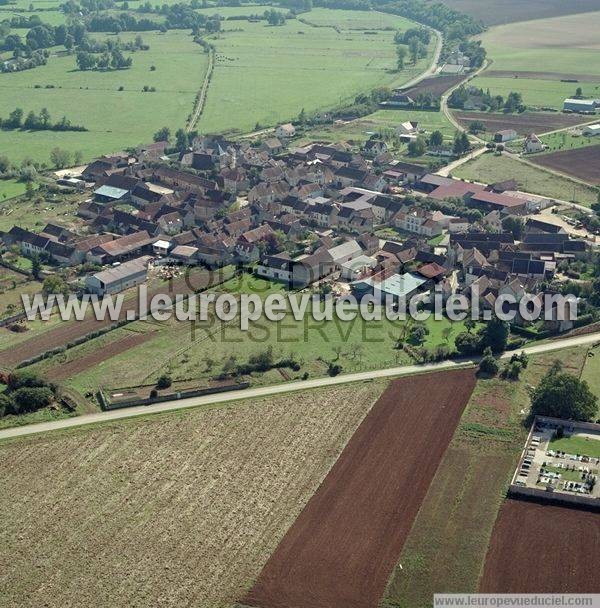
275,123,296,138
494,129,518,143
523,133,545,154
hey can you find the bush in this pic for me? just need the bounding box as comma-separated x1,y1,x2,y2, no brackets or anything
156,374,172,390
478,347,499,376
0,393,14,417
327,362,342,377
149,389,158,399
7,370,48,391
10,386,53,414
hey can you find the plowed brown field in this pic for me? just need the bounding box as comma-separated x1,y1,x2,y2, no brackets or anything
243,368,477,608
480,500,600,593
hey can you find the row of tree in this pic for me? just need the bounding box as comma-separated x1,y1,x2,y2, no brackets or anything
0,108,87,132
0,371,59,418
449,85,525,113
76,48,133,70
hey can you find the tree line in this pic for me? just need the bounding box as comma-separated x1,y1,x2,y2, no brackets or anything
0,108,87,132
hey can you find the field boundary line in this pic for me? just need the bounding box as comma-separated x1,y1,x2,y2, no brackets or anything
186,47,215,133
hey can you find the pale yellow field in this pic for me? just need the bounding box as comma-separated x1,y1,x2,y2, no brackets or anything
0,382,384,608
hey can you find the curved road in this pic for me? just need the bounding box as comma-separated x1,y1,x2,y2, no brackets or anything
1,331,599,441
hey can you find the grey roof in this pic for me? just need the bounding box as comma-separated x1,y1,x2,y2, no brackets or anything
94,185,129,200
90,256,150,284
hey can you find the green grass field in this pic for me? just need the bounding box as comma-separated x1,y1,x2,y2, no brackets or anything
541,130,600,152
0,31,208,165
452,152,598,205
549,435,600,459
0,179,30,202
468,12,600,110
198,9,434,135
383,346,588,607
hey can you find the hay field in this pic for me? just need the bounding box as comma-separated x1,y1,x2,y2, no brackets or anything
0,31,208,165
198,9,433,135
0,381,384,608
468,12,600,109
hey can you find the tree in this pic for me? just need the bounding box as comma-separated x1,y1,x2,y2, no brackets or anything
39,107,51,128
153,126,170,142
530,368,597,421
478,347,499,376
479,317,509,353
428,130,443,147
5,107,24,129
468,120,485,134
50,147,71,169
455,330,480,355
30,254,41,279
174,128,189,152
10,387,53,414
502,216,525,240
42,275,69,297
407,136,427,156
156,374,172,389
396,45,407,70
575,86,583,97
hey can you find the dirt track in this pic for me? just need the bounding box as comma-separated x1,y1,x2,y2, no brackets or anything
243,369,477,608
480,500,600,592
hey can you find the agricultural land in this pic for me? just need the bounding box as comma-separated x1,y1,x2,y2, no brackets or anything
0,381,385,608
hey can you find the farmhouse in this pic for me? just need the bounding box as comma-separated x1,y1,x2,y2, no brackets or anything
523,134,545,154
85,256,150,295
275,123,296,139
494,129,518,143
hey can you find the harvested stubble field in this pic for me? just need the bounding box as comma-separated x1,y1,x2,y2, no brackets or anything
453,111,589,136
0,382,384,608
480,500,600,593
243,369,476,608
529,144,600,185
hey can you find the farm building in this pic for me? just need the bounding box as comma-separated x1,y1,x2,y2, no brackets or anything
352,270,427,304
494,129,518,143
582,124,600,136
340,255,377,280
85,256,150,295
563,98,600,113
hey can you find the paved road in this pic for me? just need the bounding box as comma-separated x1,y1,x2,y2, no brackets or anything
2,331,599,441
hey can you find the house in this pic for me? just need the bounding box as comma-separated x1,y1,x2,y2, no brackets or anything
340,255,377,280
493,129,518,143
169,245,200,265
389,161,428,184
87,231,154,264
563,98,600,113
236,224,276,262
396,121,419,136
523,133,545,154
327,239,363,266
394,208,443,237
275,123,296,139
582,123,600,136
363,138,388,157
261,138,284,155
85,256,150,295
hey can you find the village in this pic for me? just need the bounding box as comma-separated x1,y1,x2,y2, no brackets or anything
0,120,597,338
